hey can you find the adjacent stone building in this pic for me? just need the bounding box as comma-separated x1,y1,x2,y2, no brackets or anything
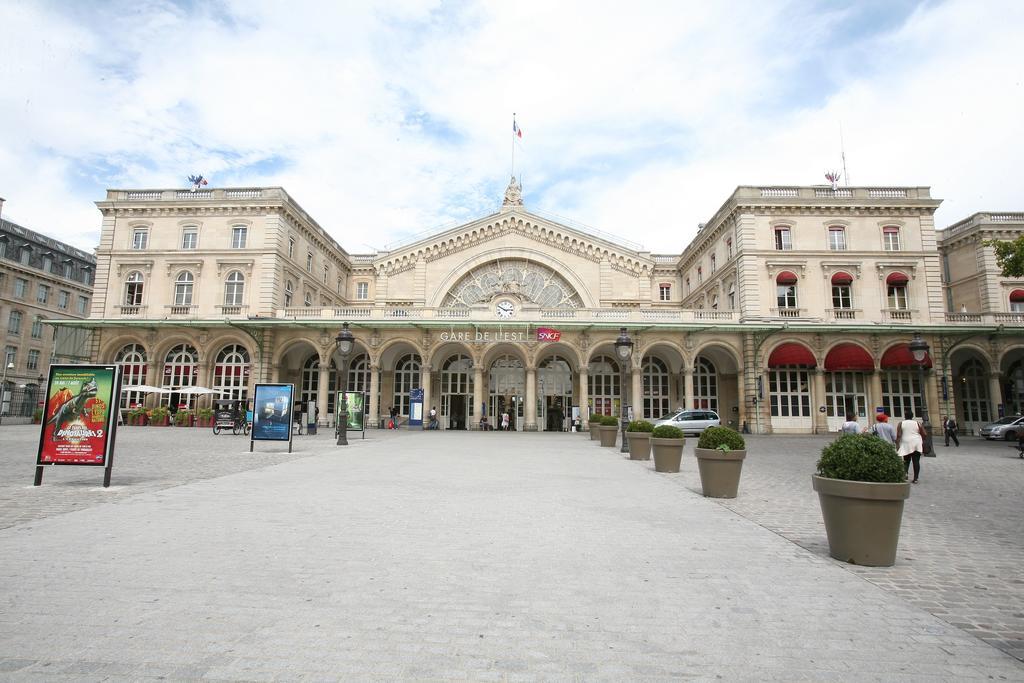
51,181,1024,434
0,199,97,420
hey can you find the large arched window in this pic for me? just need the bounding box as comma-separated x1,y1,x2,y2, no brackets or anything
393,354,422,416
173,272,194,306
116,343,147,409
694,357,718,411
1009,289,1024,313
642,356,670,419
346,353,371,417
284,280,294,307
162,344,198,408
124,272,144,307
958,357,990,430
587,355,620,416
223,271,245,306
214,345,251,400
301,354,337,415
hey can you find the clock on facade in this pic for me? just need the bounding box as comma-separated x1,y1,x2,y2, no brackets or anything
496,300,516,319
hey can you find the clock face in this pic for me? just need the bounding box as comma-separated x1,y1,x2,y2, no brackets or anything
496,301,515,319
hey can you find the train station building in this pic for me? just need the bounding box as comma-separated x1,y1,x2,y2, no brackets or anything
54,179,1024,434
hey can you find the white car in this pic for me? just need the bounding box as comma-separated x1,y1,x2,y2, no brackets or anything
652,409,721,434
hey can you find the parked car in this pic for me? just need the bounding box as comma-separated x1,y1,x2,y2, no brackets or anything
979,415,1024,440
653,409,721,434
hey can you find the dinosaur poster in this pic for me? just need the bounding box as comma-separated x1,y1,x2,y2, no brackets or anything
37,366,119,466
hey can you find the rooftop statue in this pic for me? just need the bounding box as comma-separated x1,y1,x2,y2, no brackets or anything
503,175,523,206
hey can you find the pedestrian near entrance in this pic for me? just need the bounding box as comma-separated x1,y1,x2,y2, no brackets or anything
501,410,510,431
840,413,861,435
866,413,897,445
896,411,926,483
943,415,960,447
428,406,438,430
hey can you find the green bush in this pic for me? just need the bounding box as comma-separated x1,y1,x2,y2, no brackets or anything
197,407,214,419
626,419,654,433
148,406,170,421
174,410,194,425
816,434,906,483
599,415,619,427
652,424,684,439
589,413,603,423
32,408,43,422
697,426,746,451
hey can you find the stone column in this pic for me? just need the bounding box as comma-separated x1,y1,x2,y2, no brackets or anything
631,363,643,420
924,370,940,426
145,360,160,409
989,372,1004,417
368,364,380,428
578,367,589,426
525,365,537,431
421,365,432,429
812,368,828,434
683,366,695,410
761,369,773,434
473,365,484,430
317,362,330,426
735,374,747,432
869,370,884,414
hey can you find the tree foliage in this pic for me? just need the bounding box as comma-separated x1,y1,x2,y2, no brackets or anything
986,236,1024,278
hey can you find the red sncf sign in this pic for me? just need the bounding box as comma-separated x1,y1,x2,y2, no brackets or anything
536,327,561,342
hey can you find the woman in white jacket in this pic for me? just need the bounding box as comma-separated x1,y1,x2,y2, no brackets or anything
896,411,926,484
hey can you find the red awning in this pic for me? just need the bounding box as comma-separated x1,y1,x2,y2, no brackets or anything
1010,289,1024,303
824,344,874,371
830,271,853,285
776,270,798,285
768,343,817,367
881,344,932,369
885,272,909,285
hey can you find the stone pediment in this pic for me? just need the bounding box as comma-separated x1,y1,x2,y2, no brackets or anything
370,208,653,278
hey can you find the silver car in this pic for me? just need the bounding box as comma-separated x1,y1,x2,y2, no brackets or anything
979,415,1024,440
653,409,721,434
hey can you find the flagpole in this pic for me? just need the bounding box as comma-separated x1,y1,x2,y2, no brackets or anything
511,112,516,179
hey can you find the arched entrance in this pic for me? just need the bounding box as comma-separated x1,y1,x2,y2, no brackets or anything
161,344,198,410
1002,351,1024,416
880,344,931,419
213,344,251,401
693,357,718,411
538,355,573,431
489,353,525,430
955,356,991,433
823,343,873,431
440,353,474,430
767,342,815,431
115,343,148,411
587,354,621,418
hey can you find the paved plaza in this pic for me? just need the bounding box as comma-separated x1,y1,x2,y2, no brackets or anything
0,425,1022,681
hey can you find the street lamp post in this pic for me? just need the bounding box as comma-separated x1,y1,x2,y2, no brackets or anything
908,332,934,457
335,322,355,446
614,327,634,454
0,361,13,425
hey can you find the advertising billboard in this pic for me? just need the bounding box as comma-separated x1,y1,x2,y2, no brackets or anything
34,364,122,487
340,391,365,431
251,383,294,444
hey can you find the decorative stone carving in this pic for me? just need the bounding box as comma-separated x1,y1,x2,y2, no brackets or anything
440,259,584,309
503,176,524,207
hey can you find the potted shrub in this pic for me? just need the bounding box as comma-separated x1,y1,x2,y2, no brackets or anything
196,407,215,428
148,406,170,426
597,415,619,447
588,413,603,440
32,408,43,424
626,420,654,460
694,426,747,498
173,409,195,427
651,424,685,472
812,434,910,567
127,407,148,426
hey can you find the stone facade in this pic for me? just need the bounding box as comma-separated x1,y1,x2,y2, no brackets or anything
55,182,1024,434
0,201,97,420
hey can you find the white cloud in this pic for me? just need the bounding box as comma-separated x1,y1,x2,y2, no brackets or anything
0,0,1021,253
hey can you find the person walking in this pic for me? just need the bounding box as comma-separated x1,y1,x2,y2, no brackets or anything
840,412,861,435
501,410,510,431
866,413,897,445
943,415,960,447
896,411,926,484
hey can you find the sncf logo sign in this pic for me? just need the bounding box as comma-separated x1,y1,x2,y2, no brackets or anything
536,327,561,342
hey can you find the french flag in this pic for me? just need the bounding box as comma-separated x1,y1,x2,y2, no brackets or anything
513,120,522,139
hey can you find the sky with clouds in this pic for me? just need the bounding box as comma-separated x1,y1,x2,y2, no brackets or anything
0,0,1021,254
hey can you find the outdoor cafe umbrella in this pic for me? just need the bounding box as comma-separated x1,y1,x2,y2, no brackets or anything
121,385,169,394
173,386,220,395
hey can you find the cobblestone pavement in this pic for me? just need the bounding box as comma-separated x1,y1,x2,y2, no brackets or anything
638,433,1024,664
0,426,1022,681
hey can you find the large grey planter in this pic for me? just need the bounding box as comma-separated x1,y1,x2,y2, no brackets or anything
589,423,600,440
598,425,618,447
812,475,911,567
694,448,747,498
626,432,651,460
651,437,685,472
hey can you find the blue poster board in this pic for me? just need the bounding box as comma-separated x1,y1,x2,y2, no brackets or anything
250,383,295,452
408,387,423,427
